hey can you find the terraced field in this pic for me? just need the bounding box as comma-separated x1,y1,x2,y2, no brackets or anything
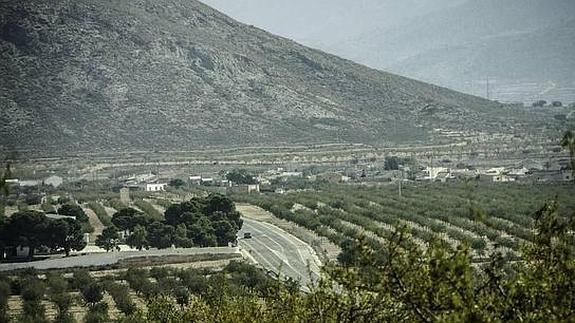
1,261,274,322
234,182,575,260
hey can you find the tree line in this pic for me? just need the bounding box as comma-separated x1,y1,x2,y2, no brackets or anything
0,204,92,260
96,194,243,251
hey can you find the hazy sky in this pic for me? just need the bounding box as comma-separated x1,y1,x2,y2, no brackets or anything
200,0,463,46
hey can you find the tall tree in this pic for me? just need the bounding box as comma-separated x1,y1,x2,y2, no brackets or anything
126,225,148,251
147,222,175,249
112,208,149,232
225,169,257,185
4,211,48,259
95,227,120,252
173,224,193,248
561,130,575,182
47,218,86,256
168,178,185,189
58,204,89,222
213,220,237,246
189,217,216,247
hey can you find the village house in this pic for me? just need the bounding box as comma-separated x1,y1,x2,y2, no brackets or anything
189,175,203,185
422,167,450,181
227,183,260,194
482,167,506,176
201,177,214,186
451,169,479,180
144,183,167,192
44,175,64,188
19,179,41,187
435,171,455,183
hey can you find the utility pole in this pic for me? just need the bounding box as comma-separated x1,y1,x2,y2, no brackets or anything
486,76,490,100
398,166,404,198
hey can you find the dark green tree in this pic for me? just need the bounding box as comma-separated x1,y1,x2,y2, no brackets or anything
168,178,186,189
46,274,74,323
3,210,48,259
112,208,149,232
164,199,204,226
126,224,148,250
95,227,120,252
46,218,86,256
21,277,47,323
225,169,257,185
213,220,237,246
174,224,193,248
189,217,216,247
81,283,103,306
84,302,109,323
147,222,175,249
57,204,89,222
204,194,235,215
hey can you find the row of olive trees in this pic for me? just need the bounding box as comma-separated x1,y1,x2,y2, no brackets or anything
99,198,575,322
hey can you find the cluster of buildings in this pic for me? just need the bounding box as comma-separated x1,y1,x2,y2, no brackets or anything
420,166,572,183
5,175,64,188
120,173,168,192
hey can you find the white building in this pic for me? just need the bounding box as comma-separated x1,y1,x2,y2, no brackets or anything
247,184,260,193
19,180,41,187
423,167,449,180
189,175,202,185
46,214,76,220
493,175,516,183
482,167,506,176
145,183,167,192
507,167,530,176
201,177,214,185
44,175,63,188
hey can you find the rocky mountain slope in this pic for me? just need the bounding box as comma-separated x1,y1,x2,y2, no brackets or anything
0,0,537,154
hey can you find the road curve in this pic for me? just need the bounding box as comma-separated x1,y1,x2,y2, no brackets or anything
238,218,322,288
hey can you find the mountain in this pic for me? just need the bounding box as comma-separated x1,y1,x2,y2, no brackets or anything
388,18,575,103
201,0,575,104
0,0,538,154
329,0,575,103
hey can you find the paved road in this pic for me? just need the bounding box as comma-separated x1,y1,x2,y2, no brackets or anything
0,247,240,272
239,218,321,288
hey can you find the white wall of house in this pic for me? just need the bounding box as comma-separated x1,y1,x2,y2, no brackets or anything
145,183,167,191
45,175,64,188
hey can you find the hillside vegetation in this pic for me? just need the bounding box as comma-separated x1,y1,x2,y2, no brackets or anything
0,0,544,154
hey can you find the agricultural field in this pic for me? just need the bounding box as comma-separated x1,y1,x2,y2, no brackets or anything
0,261,283,322
234,182,575,260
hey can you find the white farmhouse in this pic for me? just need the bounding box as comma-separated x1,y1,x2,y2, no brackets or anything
44,175,64,188
482,167,506,176
145,183,167,192
424,167,449,180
